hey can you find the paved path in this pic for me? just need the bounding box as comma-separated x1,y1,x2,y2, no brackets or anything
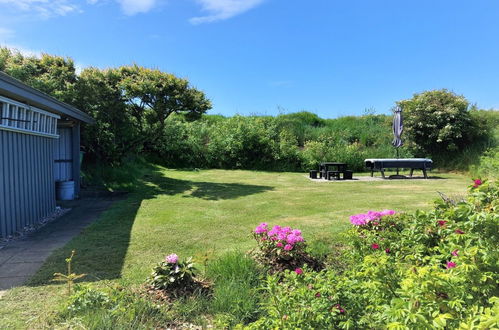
0,197,120,291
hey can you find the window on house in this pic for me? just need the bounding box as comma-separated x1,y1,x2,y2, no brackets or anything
0,96,60,138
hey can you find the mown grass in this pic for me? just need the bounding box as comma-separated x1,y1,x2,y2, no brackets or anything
0,166,470,328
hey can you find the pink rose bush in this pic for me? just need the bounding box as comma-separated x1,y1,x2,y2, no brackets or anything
252,223,322,272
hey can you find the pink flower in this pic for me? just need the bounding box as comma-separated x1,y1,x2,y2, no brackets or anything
165,253,178,264
276,242,283,248
350,210,397,226
455,229,465,234
437,220,447,227
334,304,345,314
291,229,302,236
473,179,482,188
281,226,292,234
277,232,287,240
451,249,459,257
261,237,267,241
350,214,368,226
315,292,321,297
284,244,293,251
385,248,391,253
371,243,380,250
295,268,303,275
380,209,396,216
286,234,303,245
446,261,456,269
267,225,281,236
254,222,268,234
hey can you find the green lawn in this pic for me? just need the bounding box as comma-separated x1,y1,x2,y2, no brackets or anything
0,167,470,328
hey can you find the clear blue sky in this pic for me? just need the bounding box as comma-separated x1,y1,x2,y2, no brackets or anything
1,0,498,118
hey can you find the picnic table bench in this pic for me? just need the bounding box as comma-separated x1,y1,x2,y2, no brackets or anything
310,162,353,180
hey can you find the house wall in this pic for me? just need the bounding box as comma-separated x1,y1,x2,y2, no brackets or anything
0,129,56,237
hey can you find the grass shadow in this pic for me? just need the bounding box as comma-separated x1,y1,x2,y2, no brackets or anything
27,165,274,286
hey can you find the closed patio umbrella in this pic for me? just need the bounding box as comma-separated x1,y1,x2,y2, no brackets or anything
391,106,403,177
392,106,403,150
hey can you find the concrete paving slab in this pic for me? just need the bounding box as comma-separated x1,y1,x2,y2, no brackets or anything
0,276,30,290
0,195,123,290
0,262,44,278
7,251,53,263
0,247,24,264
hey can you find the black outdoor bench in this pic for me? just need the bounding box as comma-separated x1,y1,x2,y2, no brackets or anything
327,171,341,180
364,158,433,179
310,162,354,180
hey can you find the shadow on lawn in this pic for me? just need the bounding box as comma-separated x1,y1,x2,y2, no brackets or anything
27,166,274,286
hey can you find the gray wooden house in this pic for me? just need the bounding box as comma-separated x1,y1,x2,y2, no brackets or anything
0,72,94,237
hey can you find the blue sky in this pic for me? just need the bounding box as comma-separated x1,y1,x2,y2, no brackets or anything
1,0,498,118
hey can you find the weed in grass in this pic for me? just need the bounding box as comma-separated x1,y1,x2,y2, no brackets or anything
55,284,173,330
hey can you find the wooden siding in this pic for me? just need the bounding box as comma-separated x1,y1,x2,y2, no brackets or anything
0,129,56,237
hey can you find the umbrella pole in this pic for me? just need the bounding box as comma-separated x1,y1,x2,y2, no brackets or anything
396,148,399,175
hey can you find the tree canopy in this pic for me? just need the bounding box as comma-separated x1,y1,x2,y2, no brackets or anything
0,47,212,164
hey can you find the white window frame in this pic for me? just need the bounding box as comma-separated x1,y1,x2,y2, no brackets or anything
0,95,59,138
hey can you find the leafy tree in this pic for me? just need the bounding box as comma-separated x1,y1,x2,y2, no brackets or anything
117,65,212,149
397,89,473,158
0,47,77,104
74,67,143,164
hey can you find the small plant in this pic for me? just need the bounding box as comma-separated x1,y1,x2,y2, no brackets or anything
148,253,198,293
66,285,110,313
252,223,322,272
53,250,86,295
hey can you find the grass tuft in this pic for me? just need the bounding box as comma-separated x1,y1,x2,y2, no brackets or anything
206,251,263,326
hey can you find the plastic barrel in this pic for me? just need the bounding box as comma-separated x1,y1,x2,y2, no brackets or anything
56,180,75,201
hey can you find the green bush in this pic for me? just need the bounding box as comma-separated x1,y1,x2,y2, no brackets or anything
472,147,499,179
248,180,499,329
56,285,170,329
398,89,473,158
148,254,198,292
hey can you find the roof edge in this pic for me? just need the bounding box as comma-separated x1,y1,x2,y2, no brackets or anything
0,71,94,124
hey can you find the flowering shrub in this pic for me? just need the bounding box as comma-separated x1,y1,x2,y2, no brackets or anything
252,223,322,272
248,180,499,329
349,209,396,226
148,254,197,292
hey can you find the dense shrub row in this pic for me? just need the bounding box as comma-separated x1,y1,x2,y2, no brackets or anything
150,112,399,172
2,47,497,174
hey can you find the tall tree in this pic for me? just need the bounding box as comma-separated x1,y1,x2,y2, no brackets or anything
118,65,212,148
74,68,144,164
